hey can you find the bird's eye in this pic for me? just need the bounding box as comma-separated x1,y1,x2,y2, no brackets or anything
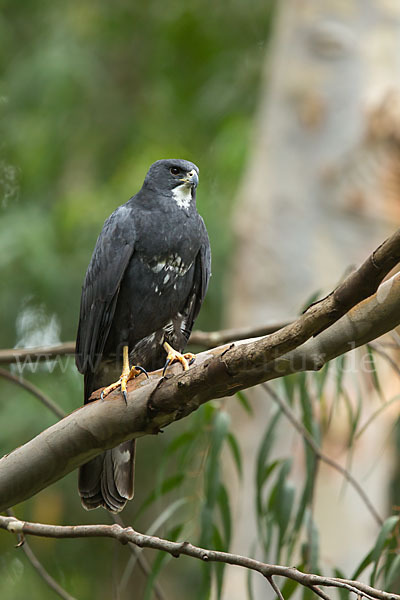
170,167,180,176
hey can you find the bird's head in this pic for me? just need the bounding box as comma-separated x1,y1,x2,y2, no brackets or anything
142,159,199,207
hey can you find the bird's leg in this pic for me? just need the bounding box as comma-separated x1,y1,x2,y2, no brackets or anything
101,346,148,403
162,341,196,376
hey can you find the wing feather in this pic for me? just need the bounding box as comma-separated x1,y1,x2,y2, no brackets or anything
75,206,135,376
180,220,211,341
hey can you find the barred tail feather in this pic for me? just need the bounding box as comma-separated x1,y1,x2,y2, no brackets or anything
78,440,136,513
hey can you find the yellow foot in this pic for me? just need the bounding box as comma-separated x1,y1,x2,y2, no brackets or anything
162,341,196,376
101,365,148,403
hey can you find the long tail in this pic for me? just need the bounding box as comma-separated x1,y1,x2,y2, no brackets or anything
78,439,136,513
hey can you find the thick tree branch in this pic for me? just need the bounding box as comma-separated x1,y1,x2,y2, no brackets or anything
1,269,400,512
0,322,293,365
0,516,397,600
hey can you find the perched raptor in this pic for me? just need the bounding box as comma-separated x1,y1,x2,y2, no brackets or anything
75,159,211,512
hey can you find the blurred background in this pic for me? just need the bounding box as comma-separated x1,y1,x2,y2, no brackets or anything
2,1,400,599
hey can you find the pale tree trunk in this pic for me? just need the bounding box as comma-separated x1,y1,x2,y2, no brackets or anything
224,1,400,598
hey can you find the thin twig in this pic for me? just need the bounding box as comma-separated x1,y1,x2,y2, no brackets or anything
355,396,400,441
0,367,66,419
21,541,77,600
6,510,76,600
307,585,332,600
262,383,384,526
0,515,392,600
267,575,285,600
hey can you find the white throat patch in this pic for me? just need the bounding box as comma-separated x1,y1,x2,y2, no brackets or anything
172,183,192,210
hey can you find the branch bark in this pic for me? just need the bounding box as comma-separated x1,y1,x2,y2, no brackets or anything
1,265,400,512
0,515,397,600
0,322,293,365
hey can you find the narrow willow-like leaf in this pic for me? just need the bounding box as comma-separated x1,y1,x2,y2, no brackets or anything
246,541,258,600
212,524,226,600
280,569,303,600
315,362,330,400
227,431,242,479
167,430,197,455
256,409,282,519
366,344,384,401
200,411,230,550
154,430,197,498
384,552,400,590
370,515,399,586
282,374,296,406
305,509,320,574
275,459,295,550
335,354,347,400
205,411,230,507
246,567,255,600
299,373,313,435
236,390,253,415
352,548,374,580
218,483,232,548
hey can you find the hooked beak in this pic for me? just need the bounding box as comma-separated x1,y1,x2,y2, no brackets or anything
180,169,199,188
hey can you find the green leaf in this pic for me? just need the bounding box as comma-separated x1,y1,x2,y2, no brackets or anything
246,542,258,600
167,430,196,455
335,354,347,400
218,484,232,548
256,410,282,521
227,431,242,479
299,374,314,435
282,374,296,406
280,571,302,600
200,411,230,549
315,362,330,400
205,410,230,507
366,345,383,401
212,524,226,600
305,510,319,574
275,459,295,548
352,548,374,580
384,552,400,589
370,515,399,586
236,390,253,414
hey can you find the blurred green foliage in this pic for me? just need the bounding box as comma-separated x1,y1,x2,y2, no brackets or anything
0,1,275,598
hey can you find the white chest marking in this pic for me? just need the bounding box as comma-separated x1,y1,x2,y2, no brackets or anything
118,449,132,463
172,183,192,210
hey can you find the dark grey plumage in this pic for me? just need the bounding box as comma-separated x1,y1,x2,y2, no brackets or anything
76,159,211,512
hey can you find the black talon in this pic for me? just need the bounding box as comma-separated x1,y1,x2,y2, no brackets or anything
136,365,149,378
101,390,105,401
122,389,128,404
188,357,196,366
162,359,171,377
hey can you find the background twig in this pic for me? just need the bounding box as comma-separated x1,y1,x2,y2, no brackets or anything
0,515,393,600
